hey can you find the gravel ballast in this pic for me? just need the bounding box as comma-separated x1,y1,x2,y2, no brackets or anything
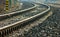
23,7,60,37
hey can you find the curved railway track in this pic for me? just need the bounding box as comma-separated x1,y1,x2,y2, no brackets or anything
7,10,52,37
0,4,36,20
0,3,51,37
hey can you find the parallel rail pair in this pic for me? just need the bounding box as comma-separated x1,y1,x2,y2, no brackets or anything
0,3,50,37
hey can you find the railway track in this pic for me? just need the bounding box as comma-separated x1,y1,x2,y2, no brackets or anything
0,3,36,20
0,3,51,37
6,10,52,37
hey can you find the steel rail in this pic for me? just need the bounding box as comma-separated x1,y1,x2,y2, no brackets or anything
0,3,50,37
0,4,37,20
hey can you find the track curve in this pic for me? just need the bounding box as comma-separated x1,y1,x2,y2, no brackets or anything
0,3,51,37
0,4,37,20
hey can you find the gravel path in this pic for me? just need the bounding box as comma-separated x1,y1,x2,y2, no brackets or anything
23,7,60,37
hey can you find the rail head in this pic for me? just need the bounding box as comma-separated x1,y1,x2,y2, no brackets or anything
0,4,37,20
0,3,50,32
